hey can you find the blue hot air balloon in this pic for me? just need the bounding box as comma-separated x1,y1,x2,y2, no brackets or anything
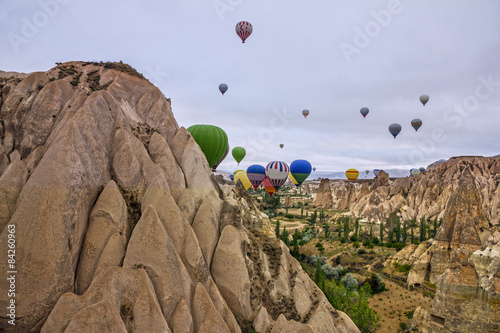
246,164,266,189
229,174,234,181
290,159,312,186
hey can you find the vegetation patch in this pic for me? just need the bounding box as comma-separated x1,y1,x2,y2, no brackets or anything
82,61,145,79
86,70,110,91
117,186,141,231
131,123,156,150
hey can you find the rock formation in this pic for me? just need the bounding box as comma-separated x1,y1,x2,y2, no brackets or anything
404,168,500,332
0,62,359,332
311,156,500,226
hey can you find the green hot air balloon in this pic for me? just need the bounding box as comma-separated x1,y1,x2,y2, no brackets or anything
232,146,246,165
187,124,228,169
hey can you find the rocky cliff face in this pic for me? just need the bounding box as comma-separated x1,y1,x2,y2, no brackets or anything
394,168,500,332
0,62,359,333
312,157,500,227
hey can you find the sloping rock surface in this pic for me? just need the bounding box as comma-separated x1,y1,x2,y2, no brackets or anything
0,62,359,333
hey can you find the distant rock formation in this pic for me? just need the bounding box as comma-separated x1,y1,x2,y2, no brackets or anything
310,156,500,226
403,168,500,332
0,62,359,332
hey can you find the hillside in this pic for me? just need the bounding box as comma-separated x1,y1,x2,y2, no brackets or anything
0,62,359,332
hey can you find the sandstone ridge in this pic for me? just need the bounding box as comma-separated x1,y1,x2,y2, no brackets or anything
0,62,359,332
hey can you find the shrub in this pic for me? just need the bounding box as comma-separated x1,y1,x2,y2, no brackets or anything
372,237,380,245
284,213,294,219
357,248,367,254
366,273,386,294
362,240,371,247
397,264,412,273
350,235,358,242
322,263,340,280
340,237,346,243
341,273,359,291
353,241,360,249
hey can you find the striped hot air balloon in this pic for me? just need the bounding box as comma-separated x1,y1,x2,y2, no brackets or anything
262,176,276,196
373,169,380,177
410,168,420,177
265,161,289,190
411,119,423,132
345,169,359,181
247,164,266,189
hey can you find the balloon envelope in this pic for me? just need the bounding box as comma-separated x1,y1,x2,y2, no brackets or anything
219,83,228,95
187,125,228,169
290,159,312,186
279,143,284,149
411,168,421,176
265,161,289,190
289,173,300,188
235,21,252,43
302,109,310,118
419,167,425,172
389,123,402,139
411,118,422,132
262,177,276,196
229,174,234,181
346,169,359,181
419,95,429,106
212,144,229,171
373,169,380,177
360,107,369,118
232,146,246,164
247,164,266,189
365,170,370,174
234,170,252,190
313,167,316,172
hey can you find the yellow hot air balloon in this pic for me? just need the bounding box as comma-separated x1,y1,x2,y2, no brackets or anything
345,168,359,181
234,170,252,190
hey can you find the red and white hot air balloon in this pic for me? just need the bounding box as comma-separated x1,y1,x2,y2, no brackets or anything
265,161,289,190
235,21,252,43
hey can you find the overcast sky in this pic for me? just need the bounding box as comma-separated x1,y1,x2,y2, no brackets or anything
1,0,499,175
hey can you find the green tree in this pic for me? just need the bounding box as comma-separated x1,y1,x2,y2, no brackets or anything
300,207,304,219
355,219,360,239
314,259,326,289
419,217,426,242
343,217,350,243
323,224,330,239
402,220,407,243
369,224,373,240
394,218,401,243
379,221,384,243
282,226,289,246
292,230,300,257
410,220,414,244
275,220,280,239
433,216,438,238
338,220,342,238
388,228,394,244
310,210,318,226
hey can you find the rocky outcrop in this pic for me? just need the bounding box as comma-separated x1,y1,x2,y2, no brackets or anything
314,179,333,208
0,62,359,333
408,168,500,332
310,156,500,226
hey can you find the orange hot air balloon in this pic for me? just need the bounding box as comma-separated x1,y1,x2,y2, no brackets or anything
345,168,359,181
262,176,276,196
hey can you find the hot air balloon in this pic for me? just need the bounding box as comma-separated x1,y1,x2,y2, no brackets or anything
313,167,316,172
289,173,300,188
187,124,228,169
265,161,289,190
290,159,312,186
360,107,369,118
212,144,229,171
233,169,244,177
411,119,422,132
262,176,276,196
302,109,310,118
365,170,369,174
346,169,359,181
373,169,380,177
235,21,252,43
419,167,425,172
219,83,228,95
247,164,266,189
389,123,402,139
419,95,429,106
229,174,234,181
234,170,252,190
279,144,284,149
232,146,246,164
410,168,420,177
